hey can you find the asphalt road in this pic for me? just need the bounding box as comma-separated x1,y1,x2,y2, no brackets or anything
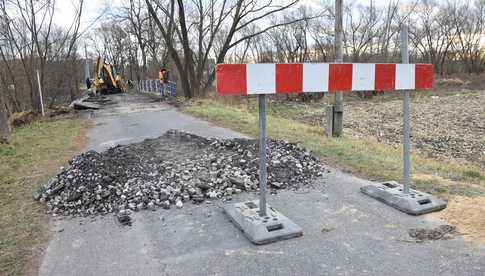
39,93,485,276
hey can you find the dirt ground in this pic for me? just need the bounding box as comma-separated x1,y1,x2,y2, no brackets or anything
433,196,485,243
289,89,485,171
343,91,485,169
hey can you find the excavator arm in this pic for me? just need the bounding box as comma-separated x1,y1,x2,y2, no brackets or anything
92,57,127,94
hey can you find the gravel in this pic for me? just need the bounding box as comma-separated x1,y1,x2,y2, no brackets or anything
36,130,326,217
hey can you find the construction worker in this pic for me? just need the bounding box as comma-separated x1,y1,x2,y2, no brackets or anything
158,68,166,95
163,69,170,84
159,68,166,85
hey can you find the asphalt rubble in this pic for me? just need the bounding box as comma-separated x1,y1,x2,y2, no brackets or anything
72,94,115,110
408,224,458,241
35,130,327,220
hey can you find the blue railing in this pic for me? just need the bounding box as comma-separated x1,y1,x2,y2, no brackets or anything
138,80,177,97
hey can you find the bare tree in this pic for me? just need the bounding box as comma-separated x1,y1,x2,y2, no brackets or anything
15,0,56,111
267,7,312,63
144,0,316,98
1,0,86,112
409,0,455,75
0,90,10,143
451,0,484,74
102,0,485,93
122,0,149,80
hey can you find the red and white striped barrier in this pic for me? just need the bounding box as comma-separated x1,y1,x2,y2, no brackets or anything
216,63,433,95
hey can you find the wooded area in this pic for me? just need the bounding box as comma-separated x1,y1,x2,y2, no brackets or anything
1,0,485,142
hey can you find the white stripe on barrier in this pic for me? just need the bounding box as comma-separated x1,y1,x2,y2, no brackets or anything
352,63,375,91
396,64,415,90
247,64,276,94
303,63,329,92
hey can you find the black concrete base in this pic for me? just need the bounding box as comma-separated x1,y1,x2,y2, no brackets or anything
223,200,303,245
360,181,447,215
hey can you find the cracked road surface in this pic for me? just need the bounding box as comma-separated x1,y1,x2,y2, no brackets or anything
39,94,485,276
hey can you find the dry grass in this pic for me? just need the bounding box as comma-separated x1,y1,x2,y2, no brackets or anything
435,78,467,87
181,98,485,197
0,118,88,276
434,196,485,242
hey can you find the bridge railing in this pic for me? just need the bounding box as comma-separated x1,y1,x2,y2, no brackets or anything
137,80,177,97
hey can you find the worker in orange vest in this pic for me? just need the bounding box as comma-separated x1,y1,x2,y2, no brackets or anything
159,68,166,85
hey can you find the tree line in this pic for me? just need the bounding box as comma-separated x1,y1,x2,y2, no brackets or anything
1,0,485,142
101,0,484,99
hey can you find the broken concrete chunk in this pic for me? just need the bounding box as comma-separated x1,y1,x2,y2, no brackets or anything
35,130,326,217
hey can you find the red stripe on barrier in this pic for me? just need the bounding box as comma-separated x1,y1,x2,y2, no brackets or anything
216,64,247,95
276,64,303,94
375,64,396,90
415,64,433,89
329,64,352,91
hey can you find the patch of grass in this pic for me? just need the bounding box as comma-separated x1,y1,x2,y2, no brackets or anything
0,118,88,276
462,169,483,179
182,98,485,197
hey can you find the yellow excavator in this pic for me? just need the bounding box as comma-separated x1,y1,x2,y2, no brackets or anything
91,57,127,94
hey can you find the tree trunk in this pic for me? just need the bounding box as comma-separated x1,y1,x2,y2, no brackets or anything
180,74,193,99
0,94,11,144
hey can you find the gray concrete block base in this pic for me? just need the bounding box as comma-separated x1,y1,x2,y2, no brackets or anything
360,181,447,215
223,200,303,245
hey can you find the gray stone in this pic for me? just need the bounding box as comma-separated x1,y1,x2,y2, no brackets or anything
136,202,145,210
161,200,171,210
228,176,245,188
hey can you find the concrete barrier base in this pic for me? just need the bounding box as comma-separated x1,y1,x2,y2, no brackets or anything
361,181,447,215
223,200,303,245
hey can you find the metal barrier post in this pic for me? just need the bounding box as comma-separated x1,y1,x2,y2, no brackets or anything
401,24,411,194
258,94,267,217
360,23,445,215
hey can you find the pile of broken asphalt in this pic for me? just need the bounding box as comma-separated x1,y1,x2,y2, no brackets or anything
35,130,328,218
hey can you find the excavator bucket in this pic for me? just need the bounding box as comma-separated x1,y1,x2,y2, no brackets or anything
92,57,126,95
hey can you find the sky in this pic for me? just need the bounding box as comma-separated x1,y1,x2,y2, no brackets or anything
53,0,418,30
54,0,124,31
